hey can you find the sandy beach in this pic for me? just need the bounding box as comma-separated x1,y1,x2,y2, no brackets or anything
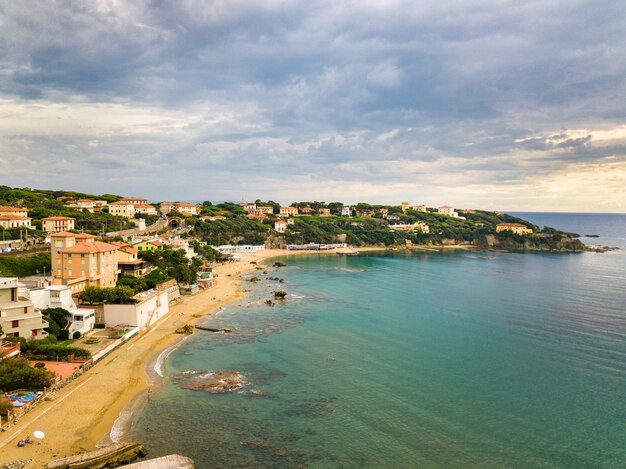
0,248,308,467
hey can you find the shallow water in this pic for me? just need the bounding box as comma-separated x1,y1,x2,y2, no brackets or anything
132,215,626,468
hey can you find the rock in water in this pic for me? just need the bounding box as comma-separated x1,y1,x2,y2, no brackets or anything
180,370,246,393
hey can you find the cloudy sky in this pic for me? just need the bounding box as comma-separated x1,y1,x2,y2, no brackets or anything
1,0,625,211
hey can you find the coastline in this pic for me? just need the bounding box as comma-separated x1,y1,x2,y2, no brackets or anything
0,247,365,467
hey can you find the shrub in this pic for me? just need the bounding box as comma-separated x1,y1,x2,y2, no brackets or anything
94,323,106,329
28,344,91,360
73,331,81,339
58,330,69,340
0,357,55,391
34,362,46,369
0,398,13,415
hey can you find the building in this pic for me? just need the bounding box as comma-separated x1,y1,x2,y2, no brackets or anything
401,202,410,213
132,239,165,252
214,245,266,254
29,285,95,336
170,237,196,260
0,206,32,229
160,202,200,216
110,242,150,277
240,202,257,212
274,220,288,233
133,204,158,216
279,206,299,217
0,277,49,338
256,206,274,215
496,223,533,235
104,288,170,330
438,205,459,217
108,201,136,218
341,206,352,217
42,216,76,233
319,208,331,216
119,197,148,205
50,232,119,294
199,215,226,221
388,222,430,234
413,205,428,212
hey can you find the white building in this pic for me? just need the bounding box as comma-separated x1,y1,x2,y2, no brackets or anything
133,204,158,216
170,237,196,260
215,245,266,254
274,220,288,233
108,201,136,218
0,277,49,338
29,285,95,336
104,289,170,330
341,206,352,217
438,205,459,217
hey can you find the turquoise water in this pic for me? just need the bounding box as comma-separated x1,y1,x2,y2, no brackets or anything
132,216,626,468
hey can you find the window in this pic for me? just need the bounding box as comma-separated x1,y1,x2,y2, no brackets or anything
12,319,19,328
24,306,28,314
32,329,38,337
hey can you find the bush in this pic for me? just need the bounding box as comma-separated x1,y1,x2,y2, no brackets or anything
0,357,55,391
0,398,13,415
34,362,46,369
28,344,91,360
94,323,106,329
58,330,69,340
73,331,81,339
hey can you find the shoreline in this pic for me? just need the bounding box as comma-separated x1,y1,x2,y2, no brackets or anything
0,248,358,467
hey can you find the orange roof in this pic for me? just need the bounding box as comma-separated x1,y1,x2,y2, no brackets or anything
149,240,166,246
439,205,454,209
0,215,30,220
50,231,76,237
74,233,96,239
176,202,195,207
0,206,26,211
133,204,155,209
122,197,147,201
109,201,133,205
77,199,93,203
42,216,75,221
62,241,118,253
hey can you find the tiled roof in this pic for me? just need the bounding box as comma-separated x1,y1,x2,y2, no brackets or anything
50,231,76,237
62,241,118,253
42,216,75,221
0,215,30,220
74,233,96,239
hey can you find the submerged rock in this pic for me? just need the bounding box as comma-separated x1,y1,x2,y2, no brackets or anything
274,291,287,299
179,370,246,393
175,325,194,335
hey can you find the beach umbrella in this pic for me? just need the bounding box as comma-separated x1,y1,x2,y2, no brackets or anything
33,430,45,439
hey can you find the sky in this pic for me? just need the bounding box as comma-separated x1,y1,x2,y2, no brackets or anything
1,0,625,212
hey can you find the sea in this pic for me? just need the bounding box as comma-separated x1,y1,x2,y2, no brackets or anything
130,213,626,468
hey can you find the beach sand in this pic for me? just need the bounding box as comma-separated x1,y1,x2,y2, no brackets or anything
0,248,300,467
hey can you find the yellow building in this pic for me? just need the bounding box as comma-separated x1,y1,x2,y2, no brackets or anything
50,232,119,294
496,223,533,235
132,239,165,252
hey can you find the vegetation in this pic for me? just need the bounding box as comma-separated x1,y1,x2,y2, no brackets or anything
79,285,137,305
0,252,51,277
116,268,172,294
139,247,202,284
0,357,55,391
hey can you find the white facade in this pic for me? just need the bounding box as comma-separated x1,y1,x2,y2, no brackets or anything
215,245,266,254
0,216,32,229
274,220,287,233
29,285,95,335
0,277,48,338
170,237,196,259
341,206,352,216
438,206,459,217
109,202,136,218
104,289,170,329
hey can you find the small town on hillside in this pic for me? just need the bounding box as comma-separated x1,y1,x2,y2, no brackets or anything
0,185,578,436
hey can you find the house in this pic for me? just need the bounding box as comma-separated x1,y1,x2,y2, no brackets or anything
319,208,331,216
438,205,459,217
133,204,158,216
170,237,196,260
132,239,165,252
496,223,533,235
380,208,389,217
0,277,49,338
388,222,430,234
42,216,76,233
104,289,170,330
50,232,119,294
29,285,95,335
355,208,375,217
200,216,226,222
274,220,288,233
108,201,136,218
240,202,257,212
110,242,150,277
160,202,200,216
412,205,427,212
341,206,352,217
401,202,410,213
279,206,299,217
300,206,313,214
66,199,97,213
119,197,148,205
0,206,32,229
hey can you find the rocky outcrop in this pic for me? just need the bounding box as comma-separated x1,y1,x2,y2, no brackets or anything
46,442,145,469
176,370,246,393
